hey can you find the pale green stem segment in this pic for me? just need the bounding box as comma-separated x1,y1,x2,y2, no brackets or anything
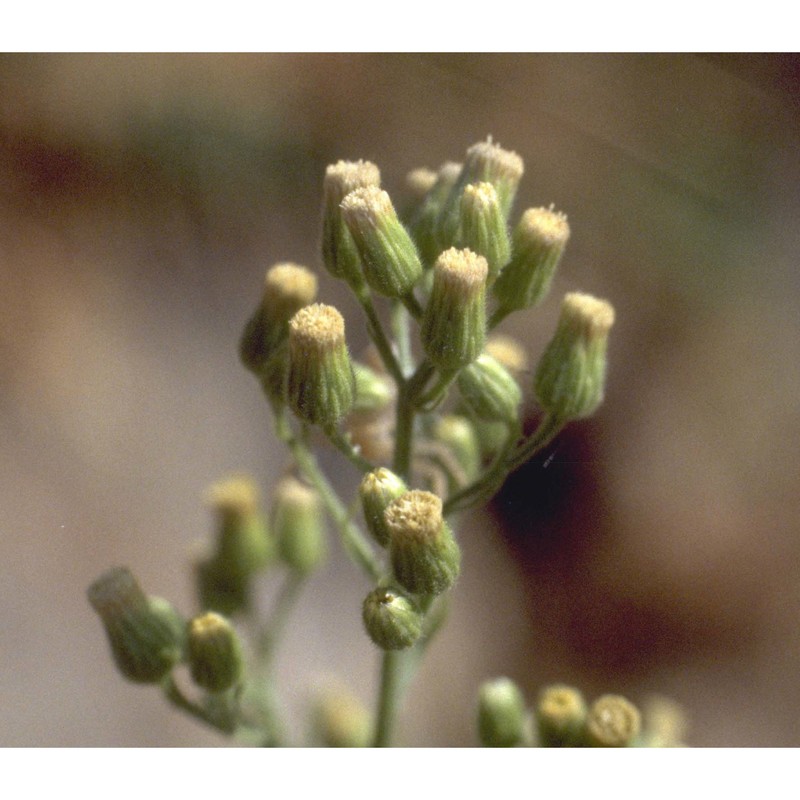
392,360,435,481
274,411,382,581
443,414,564,515
162,675,241,736
391,301,415,378
357,288,405,385
324,426,375,473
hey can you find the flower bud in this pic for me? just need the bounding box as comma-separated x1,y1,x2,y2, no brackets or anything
359,468,408,547
340,186,423,299
421,248,488,371
584,694,641,747
485,333,530,374
477,677,529,747
385,490,460,596
437,139,524,249
88,567,185,684
640,695,688,747
535,684,587,747
457,182,510,285
403,167,438,219
187,612,244,693
408,161,462,266
287,303,356,426
272,476,327,575
362,586,423,650
239,263,318,376
534,292,615,421
492,206,570,316
433,415,481,487
312,687,372,748
206,475,274,579
352,362,393,415
457,353,522,426
322,159,381,288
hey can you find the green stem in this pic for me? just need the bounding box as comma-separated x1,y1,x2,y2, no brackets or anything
392,360,435,481
372,650,405,747
401,290,424,320
391,301,415,377
443,415,563,515
324,426,375,473
275,411,382,581
259,572,307,661
162,675,237,735
357,290,404,385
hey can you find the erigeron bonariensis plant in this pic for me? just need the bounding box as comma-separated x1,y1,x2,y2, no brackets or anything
88,137,681,747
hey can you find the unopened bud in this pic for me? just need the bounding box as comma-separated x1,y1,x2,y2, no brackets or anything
187,612,244,693
362,586,423,650
433,415,481,486
239,263,318,376
385,490,460,596
421,248,487,371
536,684,587,747
585,694,641,747
457,353,521,426
352,362,393,415
88,567,185,684
287,304,356,426
322,160,381,288
340,186,423,299
360,468,408,547
438,139,524,249
206,475,273,579
408,161,462,266
485,333,530,374
457,182,511,285
534,292,615,421
272,476,327,575
493,206,570,317
477,677,529,747
313,687,371,748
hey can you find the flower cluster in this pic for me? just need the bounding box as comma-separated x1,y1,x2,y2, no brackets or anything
84,137,673,748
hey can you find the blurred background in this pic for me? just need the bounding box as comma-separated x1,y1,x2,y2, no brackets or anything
1,53,799,746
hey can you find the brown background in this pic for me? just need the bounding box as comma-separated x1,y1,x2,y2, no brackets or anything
1,53,799,746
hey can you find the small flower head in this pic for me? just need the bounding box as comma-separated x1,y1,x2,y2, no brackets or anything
287,303,356,426
421,248,488,371
433,415,481,488
536,684,587,747
457,182,511,284
477,677,529,747
408,161,462,266
457,352,522,426
322,159,381,287
351,362,394,416
437,139,524,249
312,687,372,748
205,474,273,580
584,694,641,747
187,612,244,693
271,476,327,575
359,468,408,548
340,186,423,299
88,567,185,684
239,263,318,376
492,206,570,316
485,333,530,374
385,490,460,596
362,586,423,650
534,292,615,421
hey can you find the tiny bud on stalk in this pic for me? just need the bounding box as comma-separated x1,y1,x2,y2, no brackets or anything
287,303,356,426
187,612,244,693
534,292,615,422
362,586,423,650
477,677,529,747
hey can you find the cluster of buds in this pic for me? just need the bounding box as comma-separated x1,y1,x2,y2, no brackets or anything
88,135,634,747
476,678,658,748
